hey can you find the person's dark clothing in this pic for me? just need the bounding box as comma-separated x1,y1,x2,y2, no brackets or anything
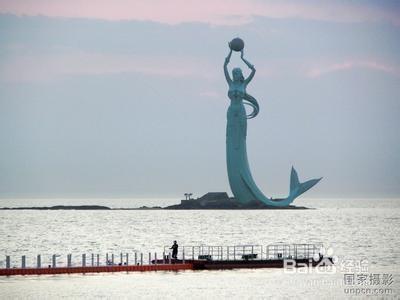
170,242,178,259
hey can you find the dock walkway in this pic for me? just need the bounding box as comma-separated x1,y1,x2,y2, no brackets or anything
1,243,333,276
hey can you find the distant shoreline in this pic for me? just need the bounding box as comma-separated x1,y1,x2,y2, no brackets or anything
0,204,311,210
0,205,112,210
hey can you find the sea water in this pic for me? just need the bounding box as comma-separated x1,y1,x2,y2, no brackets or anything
0,198,399,299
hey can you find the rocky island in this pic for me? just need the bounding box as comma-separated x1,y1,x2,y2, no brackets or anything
164,192,309,209
0,193,310,210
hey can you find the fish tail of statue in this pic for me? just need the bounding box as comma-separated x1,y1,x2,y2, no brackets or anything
289,166,322,199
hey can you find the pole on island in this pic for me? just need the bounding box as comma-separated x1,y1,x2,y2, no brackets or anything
52,254,56,268
6,256,10,269
82,254,86,267
67,254,72,267
21,255,26,269
37,255,41,268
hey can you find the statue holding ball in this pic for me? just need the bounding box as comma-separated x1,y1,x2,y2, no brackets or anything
224,37,321,206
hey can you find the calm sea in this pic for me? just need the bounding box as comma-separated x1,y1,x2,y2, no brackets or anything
0,198,399,299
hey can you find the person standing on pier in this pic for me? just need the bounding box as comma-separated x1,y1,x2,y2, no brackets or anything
170,241,178,259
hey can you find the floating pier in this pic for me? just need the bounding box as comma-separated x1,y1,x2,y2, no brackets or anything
1,244,333,276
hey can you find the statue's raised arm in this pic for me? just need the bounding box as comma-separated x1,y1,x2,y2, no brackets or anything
224,44,233,84
241,49,256,84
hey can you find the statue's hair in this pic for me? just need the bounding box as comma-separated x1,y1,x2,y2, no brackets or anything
244,93,259,119
231,67,259,118
232,68,245,82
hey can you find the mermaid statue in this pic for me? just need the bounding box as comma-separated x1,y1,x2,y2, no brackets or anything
224,38,321,207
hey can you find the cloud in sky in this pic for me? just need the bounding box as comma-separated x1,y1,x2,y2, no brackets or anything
307,60,400,78
1,13,399,84
0,0,399,25
0,52,216,83
4,51,398,84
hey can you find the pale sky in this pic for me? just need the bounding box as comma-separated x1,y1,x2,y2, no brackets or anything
0,1,399,200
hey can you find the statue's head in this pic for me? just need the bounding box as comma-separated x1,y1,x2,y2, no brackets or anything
232,68,244,82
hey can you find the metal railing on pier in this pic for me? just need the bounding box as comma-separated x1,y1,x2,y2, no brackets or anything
2,251,158,269
266,243,323,260
163,243,324,262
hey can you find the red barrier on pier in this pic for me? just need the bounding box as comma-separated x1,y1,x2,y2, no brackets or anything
0,263,193,276
0,257,334,276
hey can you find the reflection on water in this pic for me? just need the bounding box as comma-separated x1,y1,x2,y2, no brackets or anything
0,198,399,298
